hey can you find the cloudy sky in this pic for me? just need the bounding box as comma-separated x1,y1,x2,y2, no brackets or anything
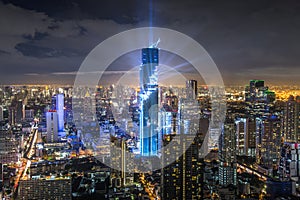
0,0,300,86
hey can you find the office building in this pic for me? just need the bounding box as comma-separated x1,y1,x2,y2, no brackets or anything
162,81,203,200
177,98,199,135
245,80,266,102
245,80,275,117
110,137,134,187
161,134,182,199
283,95,300,143
219,118,237,187
162,134,203,200
160,111,173,136
279,143,300,181
16,100,23,123
162,91,178,134
235,118,256,157
0,130,19,164
18,178,72,200
177,80,199,136
46,111,58,143
8,107,16,126
256,116,281,174
186,80,197,100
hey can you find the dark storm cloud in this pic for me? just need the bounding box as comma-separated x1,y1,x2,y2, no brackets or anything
22,32,49,41
15,43,82,58
0,0,299,85
2,0,146,23
0,50,10,55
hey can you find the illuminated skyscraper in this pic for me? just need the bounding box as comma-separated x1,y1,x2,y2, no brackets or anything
279,143,300,181
161,111,172,135
245,79,266,103
161,134,182,199
110,137,134,188
256,115,281,174
162,132,203,199
56,93,64,132
0,130,19,164
235,118,256,157
16,100,23,123
219,118,237,187
283,96,300,143
186,80,197,100
139,47,159,156
177,82,199,136
46,111,58,143
245,79,275,117
162,81,203,200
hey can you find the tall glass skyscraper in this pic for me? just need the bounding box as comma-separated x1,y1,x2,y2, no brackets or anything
46,111,58,143
283,95,300,143
186,80,197,99
56,93,64,132
139,48,159,156
219,118,237,187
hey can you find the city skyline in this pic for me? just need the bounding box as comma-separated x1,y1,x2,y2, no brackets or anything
1,1,300,199
1,79,300,199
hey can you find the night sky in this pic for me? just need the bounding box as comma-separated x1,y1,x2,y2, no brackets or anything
0,0,300,85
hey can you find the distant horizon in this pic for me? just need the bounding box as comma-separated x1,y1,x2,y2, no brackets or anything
1,82,300,88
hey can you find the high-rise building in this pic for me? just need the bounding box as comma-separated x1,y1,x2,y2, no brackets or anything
46,111,58,143
177,99,199,136
181,134,203,199
18,178,72,200
279,143,300,182
0,106,7,123
8,107,16,126
198,117,209,155
297,97,300,141
177,80,199,135
186,80,197,100
0,106,3,121
56,94,64,132
164,92,178,112
16,100,23,123
110,137,134,188
24,109,35,121
162,134,203,200
235,118,256,157
235,118,247,156
283,95,300,143
160,111,173,136
219,118,237,187
162,91,178,134
161,134,182,199
139,47,159,156
0,130,19,164
256,115,281,174
162,81,203,200
245,80,275,117
245,80,265,102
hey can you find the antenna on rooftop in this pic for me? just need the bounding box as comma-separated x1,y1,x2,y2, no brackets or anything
149,38,160,48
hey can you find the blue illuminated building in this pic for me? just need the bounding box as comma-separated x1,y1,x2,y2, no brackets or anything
139,47,159,156
56,93,64,132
